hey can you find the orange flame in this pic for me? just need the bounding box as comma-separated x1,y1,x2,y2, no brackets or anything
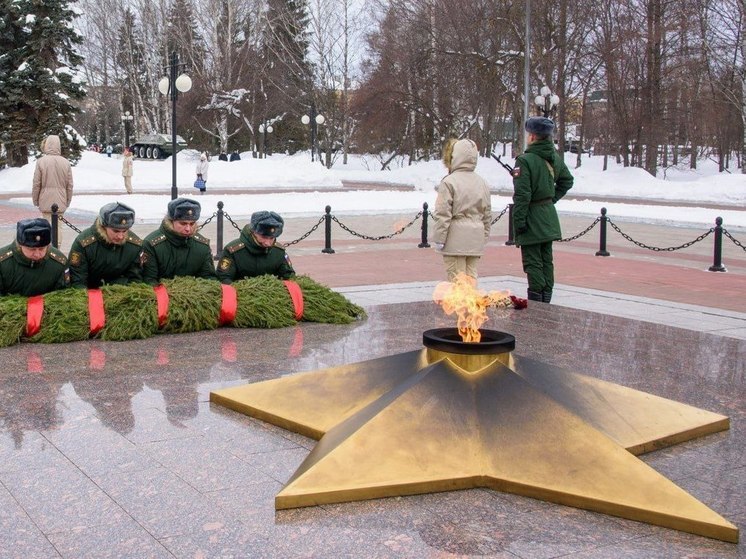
433,273,512,343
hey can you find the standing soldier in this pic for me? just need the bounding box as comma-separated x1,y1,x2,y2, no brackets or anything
217,210,295,283
511,116,574,303
0,218,69,296
68,202,143,288
141,198,216,284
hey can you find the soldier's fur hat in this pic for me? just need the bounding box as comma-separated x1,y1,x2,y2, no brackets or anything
17,218,52,247
250,211,284,238
525,116,555,137
99,202,135,230
167,198,201,221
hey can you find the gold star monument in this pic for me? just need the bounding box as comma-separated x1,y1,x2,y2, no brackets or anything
210,278,739,543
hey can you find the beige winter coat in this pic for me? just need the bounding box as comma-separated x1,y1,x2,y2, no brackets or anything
32,135,74,213
122,153,133,177
432,139,492,256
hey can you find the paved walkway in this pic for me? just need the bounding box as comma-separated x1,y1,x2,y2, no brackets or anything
3,198,745,339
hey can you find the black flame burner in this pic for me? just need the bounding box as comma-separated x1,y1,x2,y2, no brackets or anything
422,328,515,355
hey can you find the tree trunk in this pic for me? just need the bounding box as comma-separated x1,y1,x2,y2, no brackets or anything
7,144,29,168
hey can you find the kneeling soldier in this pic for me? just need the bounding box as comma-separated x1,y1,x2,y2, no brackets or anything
142,197,216,284
68,202,143,288
217,210,295,284
0,218,69,296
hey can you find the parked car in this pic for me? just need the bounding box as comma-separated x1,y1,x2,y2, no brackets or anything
564,140,584,154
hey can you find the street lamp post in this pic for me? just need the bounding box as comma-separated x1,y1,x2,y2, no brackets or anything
158,51,192,200
534,86,560,118
301,103,325,163
120,110,134,151
258,121,273,159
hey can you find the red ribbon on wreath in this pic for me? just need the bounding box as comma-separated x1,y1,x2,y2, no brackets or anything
153,284,169,328
283,280,304,320
87,289,106,335
26,295,44,337
219,284,238,325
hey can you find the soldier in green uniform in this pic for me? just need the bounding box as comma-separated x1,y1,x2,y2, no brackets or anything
216,210,295,283
512,116,573,303
68,202,143,288
0,218,69,296
141,198,216,284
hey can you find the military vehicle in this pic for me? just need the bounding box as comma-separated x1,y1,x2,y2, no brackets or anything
131,133,188,159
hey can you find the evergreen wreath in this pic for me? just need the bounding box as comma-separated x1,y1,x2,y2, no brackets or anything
0,275,366,348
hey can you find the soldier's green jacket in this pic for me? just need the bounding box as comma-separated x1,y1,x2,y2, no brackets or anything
511,138,573,246
68,220,143,288
141,220,216,284
0,242,69,296
216,226,295,283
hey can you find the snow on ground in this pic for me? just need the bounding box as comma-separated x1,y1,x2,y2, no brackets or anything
1,147,744,227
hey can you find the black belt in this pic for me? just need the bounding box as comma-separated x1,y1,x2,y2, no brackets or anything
530,197,553,206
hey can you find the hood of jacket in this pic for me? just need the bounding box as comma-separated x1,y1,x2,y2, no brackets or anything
525,138,556,162
450,139,478,173
43,135,62,156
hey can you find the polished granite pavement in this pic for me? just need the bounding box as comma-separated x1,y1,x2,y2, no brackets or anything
0,299,744,558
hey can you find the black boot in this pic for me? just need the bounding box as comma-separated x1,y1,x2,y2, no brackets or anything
542,290,552,303
527,289,542,302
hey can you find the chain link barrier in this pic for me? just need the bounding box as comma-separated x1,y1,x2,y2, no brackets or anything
331,212,423,241
557,217,600,243
221,211,243,232
197,212,218,231
724,229,746,252
59,214,82,234
607,218,713,251
182,202,746,262
491,205,509,224
283,216,325,247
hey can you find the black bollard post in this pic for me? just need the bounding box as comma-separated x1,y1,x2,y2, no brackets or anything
708,217,727,272
50,203,59,248
595,207,610,256
215,201,224,260
322,205,335,254
505,204,515,246
418,202,430,248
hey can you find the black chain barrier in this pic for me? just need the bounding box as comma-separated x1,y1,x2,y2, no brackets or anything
724,229,746,252
50,202,745,274
58,213,82,234
283,216,325,247
331,212,423,241
491,205,509,225
557,217,600,243
197,212,218,231
607,218,714,251
221,211,243,231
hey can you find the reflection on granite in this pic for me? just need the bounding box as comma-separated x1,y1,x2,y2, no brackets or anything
0,302,744,557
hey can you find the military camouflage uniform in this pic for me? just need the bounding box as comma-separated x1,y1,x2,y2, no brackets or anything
217,225,295,283
68,220,143,288
0,242,69,296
